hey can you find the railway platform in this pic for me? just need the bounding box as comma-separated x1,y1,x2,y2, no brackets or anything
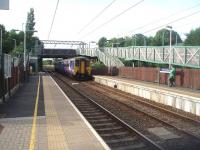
94,75,200,116
0,74,109,150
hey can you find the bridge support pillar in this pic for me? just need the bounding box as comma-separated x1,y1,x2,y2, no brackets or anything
38,57,43,71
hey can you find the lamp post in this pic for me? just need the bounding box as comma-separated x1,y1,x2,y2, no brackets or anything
133,35,137,46
0,28,5,101
14,26,37,81
143,36,146,46
0,28,2,55
166,25,172,70
162,31,166,46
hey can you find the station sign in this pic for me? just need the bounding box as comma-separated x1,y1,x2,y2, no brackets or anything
0,0,9,10
160,68,170,74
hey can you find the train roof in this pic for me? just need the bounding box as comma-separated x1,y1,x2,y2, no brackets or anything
64,56,90,61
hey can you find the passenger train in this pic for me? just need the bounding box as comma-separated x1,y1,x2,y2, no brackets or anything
54,56,92,80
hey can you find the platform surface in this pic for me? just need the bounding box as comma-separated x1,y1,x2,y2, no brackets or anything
0,75,109,150
95,76,200,99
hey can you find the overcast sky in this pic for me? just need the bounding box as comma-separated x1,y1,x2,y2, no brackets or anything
0,0,200,43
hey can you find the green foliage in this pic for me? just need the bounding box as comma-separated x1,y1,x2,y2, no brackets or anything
153,29,182,46
98,37,107,47
184,27,200,46
0,8,39,56
91,61,106,69
26,8,37,53
132,34,147,46
99,28,182,47
119,58,133,67
124,36,133,47
43,60,53,65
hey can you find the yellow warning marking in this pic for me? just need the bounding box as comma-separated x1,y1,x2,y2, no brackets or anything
29,75,40,150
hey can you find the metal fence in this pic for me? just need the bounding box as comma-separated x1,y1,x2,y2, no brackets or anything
0,54,25,102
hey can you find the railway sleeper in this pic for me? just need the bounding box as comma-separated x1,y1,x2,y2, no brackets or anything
88,118,112,122
106,137,137,144
83,112,104,116
100,131,129,137
88,118,113,123
96,126,122,132
92,122,117,128
78,107,98,110
73,104,92,107
112,143,151,150
86,115,107,119
98,129,127,134
108,139,145,149
80,110,101,113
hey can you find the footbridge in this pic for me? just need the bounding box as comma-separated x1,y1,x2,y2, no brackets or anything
79,46,200,68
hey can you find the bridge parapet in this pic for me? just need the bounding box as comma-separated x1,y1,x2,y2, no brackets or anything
38,49,77,58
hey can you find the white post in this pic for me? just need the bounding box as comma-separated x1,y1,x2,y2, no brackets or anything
0,28,2,55
24,29,26,71
166,25,172,70
169,27,172,69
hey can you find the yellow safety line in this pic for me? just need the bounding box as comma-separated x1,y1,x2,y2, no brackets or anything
29,75,40,150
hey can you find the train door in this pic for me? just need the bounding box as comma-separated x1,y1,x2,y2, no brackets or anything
80,60,85,74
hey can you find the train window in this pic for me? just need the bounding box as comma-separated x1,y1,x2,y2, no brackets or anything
76,60,80,66
70,61,74,69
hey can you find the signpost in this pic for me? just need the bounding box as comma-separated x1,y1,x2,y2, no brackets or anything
0,0,9,10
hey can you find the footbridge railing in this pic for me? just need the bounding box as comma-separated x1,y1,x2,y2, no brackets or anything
77,48,124,67
104,46,200,68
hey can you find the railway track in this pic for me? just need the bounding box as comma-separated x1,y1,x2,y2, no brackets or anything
82,81,200,139
51,72,200,150
49,72,163,150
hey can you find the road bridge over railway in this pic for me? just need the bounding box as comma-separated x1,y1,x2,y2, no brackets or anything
38,40,86,58
34,40,87,71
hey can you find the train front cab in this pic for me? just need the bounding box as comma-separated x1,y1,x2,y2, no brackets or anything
75,58,92,80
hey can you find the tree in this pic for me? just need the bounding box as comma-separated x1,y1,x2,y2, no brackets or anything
146,36,154,46
124,36,133,47
26,8,36,52
184,27,200,46
132,34,147,46
153,29,182,46
117,37,125,47
98,37,107,48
